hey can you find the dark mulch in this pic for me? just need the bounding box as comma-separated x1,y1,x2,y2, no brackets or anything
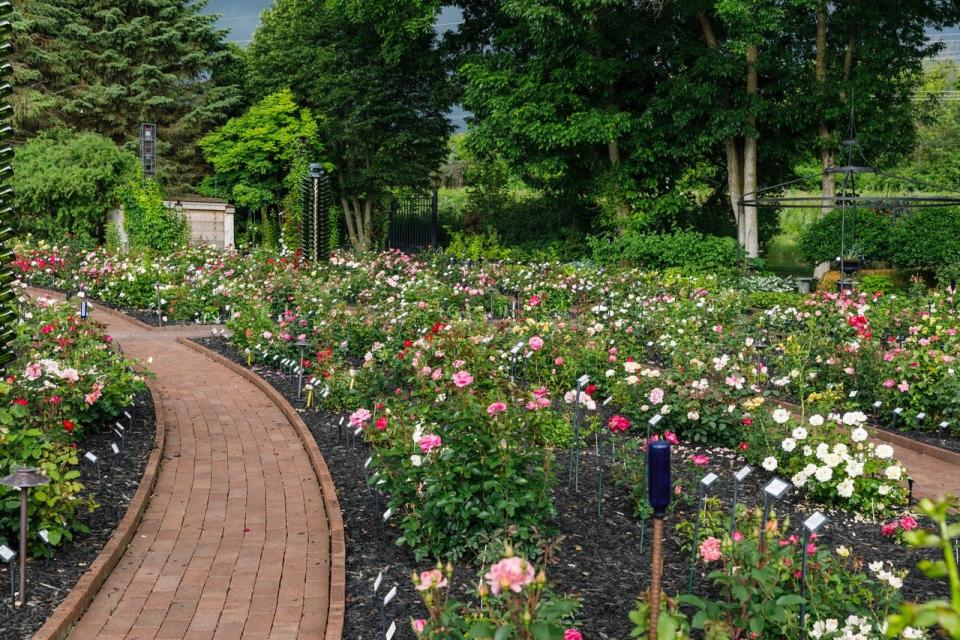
0,391,158,640
197,336,951,640
875,422,960,454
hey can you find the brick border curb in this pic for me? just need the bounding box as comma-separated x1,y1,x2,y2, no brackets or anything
34,378,167,640
177,338,346,640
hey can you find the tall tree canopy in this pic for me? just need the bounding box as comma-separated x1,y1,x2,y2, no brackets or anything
11,0,244,189
248,0,452,251
448,0,960,257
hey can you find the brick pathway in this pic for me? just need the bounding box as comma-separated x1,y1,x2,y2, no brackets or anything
53,301,341,639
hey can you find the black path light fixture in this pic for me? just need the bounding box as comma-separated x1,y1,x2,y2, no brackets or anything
0,467,51,606
739,103,960,287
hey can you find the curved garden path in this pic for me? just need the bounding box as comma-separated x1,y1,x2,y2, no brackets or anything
30,292,344,640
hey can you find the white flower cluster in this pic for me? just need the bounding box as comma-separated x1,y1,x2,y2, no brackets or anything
777,413,904,501
809,614,924,640
868,560,905,590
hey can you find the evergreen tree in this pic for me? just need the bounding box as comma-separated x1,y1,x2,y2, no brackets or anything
11,0,243,189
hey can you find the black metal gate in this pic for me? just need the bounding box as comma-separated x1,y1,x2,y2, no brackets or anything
388,192,438,252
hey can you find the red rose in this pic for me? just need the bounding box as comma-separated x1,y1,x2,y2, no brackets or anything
12,398,27,406
375,417,388,431
62,419,75,432
403,340,413,348
741,417,753,426
738,441,749,451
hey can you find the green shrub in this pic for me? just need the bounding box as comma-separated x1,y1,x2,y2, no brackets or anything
856,273,896,293
798,208,892,265
119,177,189,253
745,291,804,309
891,207,960,271
589,230,739,272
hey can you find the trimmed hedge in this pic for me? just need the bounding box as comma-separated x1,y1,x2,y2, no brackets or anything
590,230,739,272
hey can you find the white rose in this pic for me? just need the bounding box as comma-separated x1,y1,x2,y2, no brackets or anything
815,466,833,482
772,408,791,424
803,445,813,457
824,453,842,468
605,369,615,377
781,438,797,453
875,444,894,459
792,472,808,487
850,427,868,443
687,411,700,421
792,426,808,440
809,414,824,427
762,456,778,471
803,463,818,475
837,478,854,498
885,465,903,481
878,484,892,496
410,455,423,467
816,443,830,460
845,460,864,478
832,443,848,457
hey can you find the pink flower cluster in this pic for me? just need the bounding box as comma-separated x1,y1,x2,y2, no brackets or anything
349,408,371,428
881,515,919,537
452,370,474,388
484,556,535,595
487,402,507,415
607,414,630,433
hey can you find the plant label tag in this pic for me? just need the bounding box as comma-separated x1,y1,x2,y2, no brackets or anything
873,401,882,409
735,466,752,482
577,374,590,387
848,391,857,398
111,443,120,455
648,414,662,427
38,529,49,544
115,422,124,432
602,397,612,406
382,508,393,522
386,621,397,640
893,407,904,415
364,457,372,469
123,411,132,420
0,545,13,562
374,572,383,593
323,386,330,398
354,427,363,437
339,417,345,426
940,421,950,429
764,477,791,499
384,586,397,606
85,452,98,464
803,511,828,534
114,428,123,440
916,412,927,421
701,472,718,488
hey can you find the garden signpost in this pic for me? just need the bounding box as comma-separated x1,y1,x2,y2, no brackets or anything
799,511,828,631
688,472,718,592
760,478,792,553
731,465,752,537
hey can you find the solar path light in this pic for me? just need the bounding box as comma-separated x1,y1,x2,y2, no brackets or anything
0,467,50,605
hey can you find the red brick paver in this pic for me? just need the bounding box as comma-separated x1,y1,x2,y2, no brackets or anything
56,303,340,639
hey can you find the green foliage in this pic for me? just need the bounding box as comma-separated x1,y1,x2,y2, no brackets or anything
248,0,452,251
675,497,727,553
857,273,897,294
119,178,188,253
887,496,960,639
798,209,893,265
745,291,804,310
629,593,691,640
13,131,137,245
590,231,740,273
891,208,960,271
11,0,245,189
199,89,321,213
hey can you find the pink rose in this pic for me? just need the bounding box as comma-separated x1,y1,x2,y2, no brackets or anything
528,294,541,307
349,408,372,428
431,368,443,381
484,556,535,595
881,521,899,537
690,454,711,466
564,631,583,640
554,357,565,366
883,378,896,388
649,387,664,405
899,515,918,530
487,402,507,415
528,336,544,351
664,430,680,445
419,434,442,454
897,381,909,393
699,537,722,562
608,415,630,433
412,619,427,635
732,531,744,541
452,371,473,388
25,363,42,381
415,569,447,591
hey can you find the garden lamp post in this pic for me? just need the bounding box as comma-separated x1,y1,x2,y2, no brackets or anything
154,282,162,327
759,477,791,553
647,439,671,640
0,466,50,606
798,511,828,631
79,297,88,321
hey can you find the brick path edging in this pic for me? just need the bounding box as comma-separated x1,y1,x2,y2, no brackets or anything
176,338,347,640
34,378,167,640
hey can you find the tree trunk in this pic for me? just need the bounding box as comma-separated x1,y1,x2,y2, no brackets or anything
816,3,837,217
743,44,759,258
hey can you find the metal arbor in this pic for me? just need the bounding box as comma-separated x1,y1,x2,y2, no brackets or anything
300,163,332,261
0,2,17,374
739,115,960,280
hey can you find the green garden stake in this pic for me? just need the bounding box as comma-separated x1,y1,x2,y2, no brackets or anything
687,472,717,592
731,465,752,537
799,512,828,632
568,374,589,491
